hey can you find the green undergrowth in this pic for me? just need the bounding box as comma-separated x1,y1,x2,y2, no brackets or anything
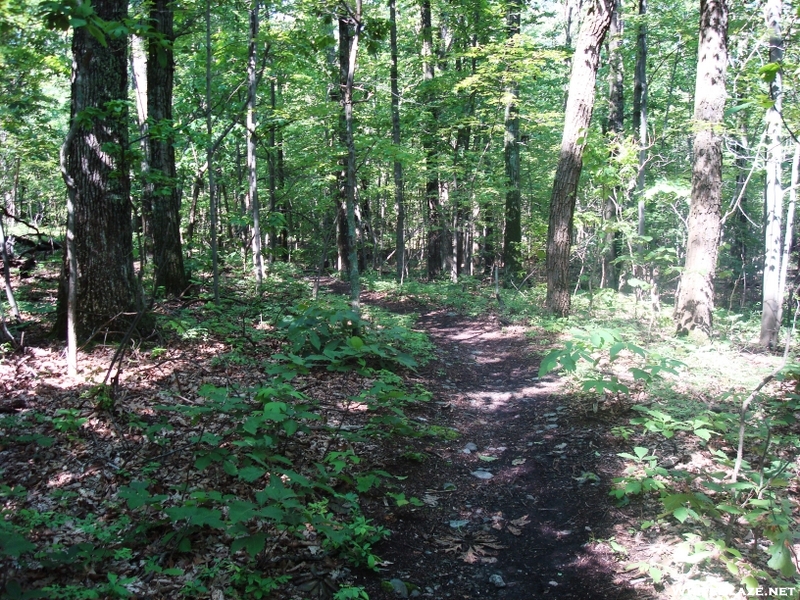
0,271,438,599
538,289,800,595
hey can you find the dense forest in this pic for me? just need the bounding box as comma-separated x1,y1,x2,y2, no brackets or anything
0,0,799,598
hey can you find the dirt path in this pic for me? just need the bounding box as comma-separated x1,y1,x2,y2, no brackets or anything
352,292,651,599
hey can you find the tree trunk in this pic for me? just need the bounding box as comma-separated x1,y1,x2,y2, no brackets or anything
633,0,648,241
602,0,623,289
247,0,264,286
148,0,188,296
421,0,442,280
55,0,140,341
206,0,220,304
545,0,614,316
339,3,363,314
389,0,405,283
674,0,728,338
759,0,784,348
502,0,522,276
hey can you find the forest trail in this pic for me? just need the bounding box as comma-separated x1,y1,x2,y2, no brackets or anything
347,287,651,600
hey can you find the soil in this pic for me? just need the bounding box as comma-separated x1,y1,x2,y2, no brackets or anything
341,288,654,600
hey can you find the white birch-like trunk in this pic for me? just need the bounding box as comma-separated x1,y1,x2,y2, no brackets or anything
247,0,264,286
759,0,784,348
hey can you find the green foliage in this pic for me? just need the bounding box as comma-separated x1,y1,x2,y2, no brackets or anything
616,384,800,587
276,302,418,372
538,328,684,396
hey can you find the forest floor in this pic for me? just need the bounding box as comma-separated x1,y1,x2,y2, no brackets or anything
1,268,796,600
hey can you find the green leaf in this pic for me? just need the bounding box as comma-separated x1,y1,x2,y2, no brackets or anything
349,336,364,350
648,566,662,584
194,454,213,471
539,349,568,376
1,531,36,557
741,576,759,593
227,500,257,524
694,428,712,441
256,506,285,521
633,447,649,459
164,506,224,529
238,466,266,483
672,506,689,523
231,533,267,557
767,541,797,577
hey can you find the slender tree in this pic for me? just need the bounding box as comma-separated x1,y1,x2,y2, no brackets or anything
674,0,729,337
389,0,405,282
759,0,784,348
502,0,522,276
206,0,220,304
421,0,442,279
55,1,141,341
602,0,623,289
633,0,648,241
339,1,363,313
545,0,615,316
246,0,265,285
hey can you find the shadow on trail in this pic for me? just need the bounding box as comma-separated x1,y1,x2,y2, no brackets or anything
352,296,652,600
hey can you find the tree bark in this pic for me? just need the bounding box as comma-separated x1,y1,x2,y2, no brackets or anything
147,0,188,296
602,0,623,289
55,0,141,341
633,0,648,240
674,0,728,338
421,0,442,279
502,0,522,276
545,0,614,316
390,0,405,283
247,0,264,286
759,0,784,348
339,3,363,314
206,0,220,304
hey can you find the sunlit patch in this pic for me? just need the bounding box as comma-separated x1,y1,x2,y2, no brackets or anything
47,470,78,488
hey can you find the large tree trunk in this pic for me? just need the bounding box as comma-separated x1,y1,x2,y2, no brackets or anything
55,1,140,341
545,0,614,316
389,0,405,283
502,0,522,276
147,0,188,296
759,0,784,348
674,0,728,338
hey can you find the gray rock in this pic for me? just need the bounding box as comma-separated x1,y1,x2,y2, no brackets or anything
489,574,506,588
471,470,493,480
464,442,478,452
389,578,408,598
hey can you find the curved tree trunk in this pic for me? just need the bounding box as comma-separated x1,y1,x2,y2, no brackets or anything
545,0,614,316
55,1,140,341
674,0,728,338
